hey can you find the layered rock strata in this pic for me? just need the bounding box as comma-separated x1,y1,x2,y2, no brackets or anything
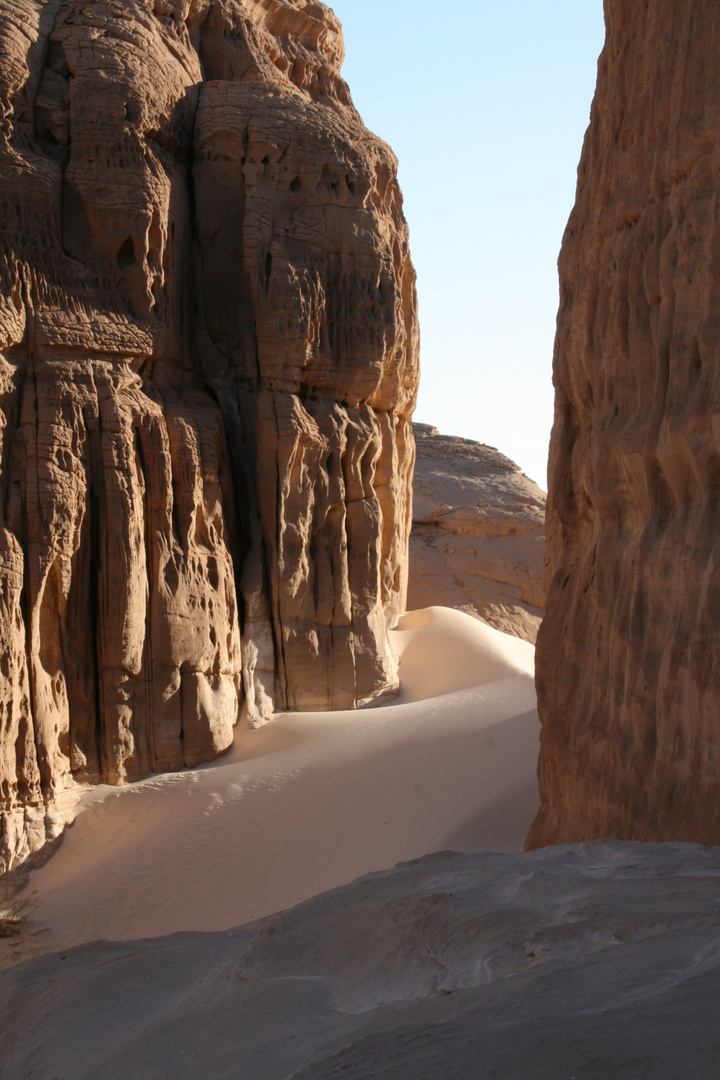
529,1,720,846
408,424,545,643
0,0,418,872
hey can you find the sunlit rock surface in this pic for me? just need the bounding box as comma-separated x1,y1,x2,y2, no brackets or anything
0,0,418,872
408,424,545,643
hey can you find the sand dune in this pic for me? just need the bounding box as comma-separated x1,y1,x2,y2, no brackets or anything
5,610,716,1080
5,842,720,1080
20,607,539,951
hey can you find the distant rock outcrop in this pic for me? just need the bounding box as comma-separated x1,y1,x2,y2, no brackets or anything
529,1,720,847
0,0,418,873
408,424,545,643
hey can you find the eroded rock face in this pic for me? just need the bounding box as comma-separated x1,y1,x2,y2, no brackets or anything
0,0,418,872
408,424,545,643
529,1,720,847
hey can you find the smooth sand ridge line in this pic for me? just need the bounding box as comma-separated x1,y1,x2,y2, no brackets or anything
23,607,540,949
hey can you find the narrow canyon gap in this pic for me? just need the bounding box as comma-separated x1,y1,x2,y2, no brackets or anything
0,0,419,872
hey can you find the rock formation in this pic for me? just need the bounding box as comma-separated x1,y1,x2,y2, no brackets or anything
529,0,720,846
408,424,545,643
4,841,720,1079
0,0,418,873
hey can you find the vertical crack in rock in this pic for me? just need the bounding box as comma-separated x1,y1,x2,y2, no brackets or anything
529,0,720,848
0,0,419,872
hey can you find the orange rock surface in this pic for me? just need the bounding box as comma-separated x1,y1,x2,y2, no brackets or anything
529,0,720,847
0,0,418,872
408,424,545,643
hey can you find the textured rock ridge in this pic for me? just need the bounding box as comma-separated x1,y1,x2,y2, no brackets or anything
0,0,418,872
529,1,720,847
408,423,545,643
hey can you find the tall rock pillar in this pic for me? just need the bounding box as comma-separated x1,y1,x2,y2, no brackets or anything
529,0,720,847
0,0,419,873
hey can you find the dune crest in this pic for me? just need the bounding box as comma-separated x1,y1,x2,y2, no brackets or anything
6,608,538,958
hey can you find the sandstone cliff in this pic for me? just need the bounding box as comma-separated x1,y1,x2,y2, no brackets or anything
0,0,418,873
408,423,545,643
529,0,720,846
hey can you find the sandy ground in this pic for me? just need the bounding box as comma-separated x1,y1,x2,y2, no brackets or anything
5,842,720,1080
4,607,539,959
4,611,718,1079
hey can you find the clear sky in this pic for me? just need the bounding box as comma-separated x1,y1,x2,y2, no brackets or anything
329,1,606,487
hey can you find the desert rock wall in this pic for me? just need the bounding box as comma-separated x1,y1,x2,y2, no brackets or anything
0,0,418,873
408,424,545,643
529,0,720,846
193,54,417,714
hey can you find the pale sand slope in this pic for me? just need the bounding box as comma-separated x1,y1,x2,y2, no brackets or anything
4,614,720,1078
19,607,539,952
3,843,720,1079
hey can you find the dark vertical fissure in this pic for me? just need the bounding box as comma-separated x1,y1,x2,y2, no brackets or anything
134,421,153,774
187,84,277,688
87,378,106,785
19,275,44,800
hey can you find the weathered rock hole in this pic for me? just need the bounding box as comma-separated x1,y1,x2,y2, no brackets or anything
48,41,69,76
290,176,302,192
117,237,136,270
164,560,180,594
653,467,677,529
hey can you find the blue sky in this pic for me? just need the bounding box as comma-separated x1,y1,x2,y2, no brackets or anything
329,1,606,486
